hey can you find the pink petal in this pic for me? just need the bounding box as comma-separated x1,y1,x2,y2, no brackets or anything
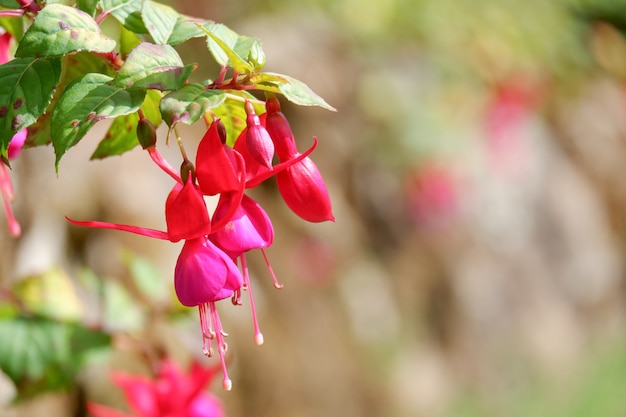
165,177,211,242
196,119,240,195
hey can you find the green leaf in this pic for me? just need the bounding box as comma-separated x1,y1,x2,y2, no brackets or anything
201,23,254,73
121,250,169,304
119,24,142,57
211,91,262,147
0,57,61,159
142,0,178,45
90,112,139,159
167,16,213,47
114,42,195,90
142,89,163,126
77,0,99,16
0,315,110,398
0,0,19,7
100,0,146,33
51,73,145,167
0,15,24,40
12,268,84,321
26,52,112,148
254,72,336,111
234,35,266,70
15,4,116,58
160,83,225,126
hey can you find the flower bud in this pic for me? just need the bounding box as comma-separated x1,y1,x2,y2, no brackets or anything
265,97,298,160
245,101,274,168
277,156,335,223
136,117,157,149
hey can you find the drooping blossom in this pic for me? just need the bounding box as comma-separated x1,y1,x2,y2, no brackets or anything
88,358,225,417
265,97,334,222
67,110,327,390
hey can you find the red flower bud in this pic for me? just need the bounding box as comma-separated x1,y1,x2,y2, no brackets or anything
277,156,334,223
265,97,298,160
244,101,274,168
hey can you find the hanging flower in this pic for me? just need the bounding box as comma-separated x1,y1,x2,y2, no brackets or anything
88,358,225,417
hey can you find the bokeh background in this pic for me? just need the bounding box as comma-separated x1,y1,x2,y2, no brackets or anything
3,0,626,416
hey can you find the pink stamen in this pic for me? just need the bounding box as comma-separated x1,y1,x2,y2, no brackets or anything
208,302,232,391
147,147,183,184
260,248,283,289
240,255,264,345
199,304,215,357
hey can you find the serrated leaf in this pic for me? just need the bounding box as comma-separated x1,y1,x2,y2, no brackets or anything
100,0,146,33
142,0,178,45
15,4,116,58
211,91,262,147
256,72,336,111
119,24,141,58
234,35,265,70
160,83,225,126
168,16,213,47
25,52,112,148
77,0,99,16
114,42,195,90
90,112,139,159
200,23,254,73
51,73,145,166
92,88,163,159
0,57,61,159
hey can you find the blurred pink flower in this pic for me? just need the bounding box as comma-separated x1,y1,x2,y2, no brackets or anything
88,359,225,417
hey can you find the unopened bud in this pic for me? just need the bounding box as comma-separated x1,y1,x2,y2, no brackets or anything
136,118,157,149
245,101,275,168
179,159,195,184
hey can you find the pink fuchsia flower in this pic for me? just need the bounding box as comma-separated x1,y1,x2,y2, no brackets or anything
265,97,299,161
165,171,212,242
87,358,225,417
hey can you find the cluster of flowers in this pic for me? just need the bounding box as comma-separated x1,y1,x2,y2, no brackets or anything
88,358,225,417
69,98,334,390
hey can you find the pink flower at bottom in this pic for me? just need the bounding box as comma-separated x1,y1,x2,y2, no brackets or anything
88,358,225,417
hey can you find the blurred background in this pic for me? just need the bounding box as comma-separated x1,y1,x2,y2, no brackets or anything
3,0,626,416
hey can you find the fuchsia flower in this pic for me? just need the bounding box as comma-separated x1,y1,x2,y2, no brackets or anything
68,100,330,390
1,31,26,237
88,358,224,417
265,97,334,222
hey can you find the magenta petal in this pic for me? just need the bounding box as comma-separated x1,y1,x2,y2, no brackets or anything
165,177,211,242
265,97,299,160
7,130,26,159
174,237,242,307
234,126,271,183
210,194,274,257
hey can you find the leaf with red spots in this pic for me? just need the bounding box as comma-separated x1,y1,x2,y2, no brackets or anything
113,42,195,91
51,73,145,168
16,4,116,58
0,57,61,160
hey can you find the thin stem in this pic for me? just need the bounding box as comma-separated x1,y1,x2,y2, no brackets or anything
173,125,189,162
0,9,25,17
